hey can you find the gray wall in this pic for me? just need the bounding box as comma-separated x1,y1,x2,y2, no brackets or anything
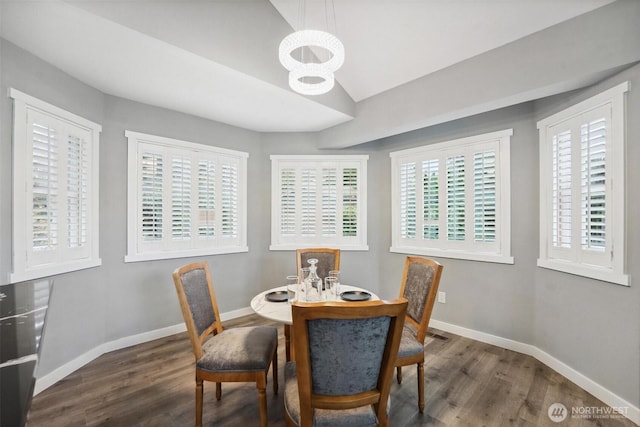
369,64,640,407
532,64,640,407
1,30,638,412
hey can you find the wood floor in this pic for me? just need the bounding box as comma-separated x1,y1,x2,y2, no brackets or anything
28,315,634,427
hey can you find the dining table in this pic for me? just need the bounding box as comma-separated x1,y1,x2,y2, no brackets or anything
251,284,379,361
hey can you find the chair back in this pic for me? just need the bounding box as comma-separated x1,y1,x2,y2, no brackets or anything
296,248,340,282
172,262,223,360
398,257,443,344
291,299,407,425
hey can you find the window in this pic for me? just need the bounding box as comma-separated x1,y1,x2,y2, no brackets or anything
125,131,248,262
10,89,101,282
270,155,368,250
537,82,628,285
390,129,513,264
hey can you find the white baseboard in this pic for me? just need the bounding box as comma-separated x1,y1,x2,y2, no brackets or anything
429,319,640,426
34,307,253,396
34,309,638,425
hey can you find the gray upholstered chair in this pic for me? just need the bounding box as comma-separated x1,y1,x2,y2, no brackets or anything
296,247,340,284
395,256,443,413
172,262,278,427
284,299,407,427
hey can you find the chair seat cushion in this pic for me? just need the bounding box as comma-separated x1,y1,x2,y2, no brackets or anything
284,362,381,427
396,325,424,360
197,326,277,373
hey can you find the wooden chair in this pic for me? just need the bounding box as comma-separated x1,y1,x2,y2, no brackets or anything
395,256,443,413
296,247,340,283
284,299,408,427
172,262,278,427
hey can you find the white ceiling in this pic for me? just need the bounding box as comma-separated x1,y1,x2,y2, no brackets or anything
0,0,615,133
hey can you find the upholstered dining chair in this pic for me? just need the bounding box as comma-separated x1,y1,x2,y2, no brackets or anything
172,262,278,427
395,256,443,413
284,299,408,427
296,247,340,284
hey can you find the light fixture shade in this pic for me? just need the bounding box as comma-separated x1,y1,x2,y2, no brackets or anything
279,29,345,72
289,63,335,95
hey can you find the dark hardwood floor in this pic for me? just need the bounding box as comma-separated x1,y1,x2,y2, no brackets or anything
28,315,635,427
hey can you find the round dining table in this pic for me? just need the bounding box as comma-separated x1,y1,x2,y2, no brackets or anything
250,284,379,361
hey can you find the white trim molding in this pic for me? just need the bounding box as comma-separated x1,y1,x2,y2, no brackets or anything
34,307,254,395
429,319,639,425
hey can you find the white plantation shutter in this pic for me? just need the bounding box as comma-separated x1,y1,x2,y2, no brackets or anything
322,168,337,236
580,118,606,252
446,155,465,242
279,168,296,236
391,129,512,264
220,161,239,238
197,160,216,238
473,150,496,243
538,82,627,285
31,119,59,256
126,132,247,262
11,89,101,283
66,134,89,249
422,159,439,240
300,168,317,236
271,155,368,250
141,152,164,241
342,167,359,237
400,162,416,239
544,105,614,266
171,156,192,240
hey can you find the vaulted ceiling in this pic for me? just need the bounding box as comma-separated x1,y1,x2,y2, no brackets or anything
0,0,621,139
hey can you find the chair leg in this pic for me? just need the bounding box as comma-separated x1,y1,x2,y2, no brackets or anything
272,346,279,395
417,362,425,413
284,324,291,362
396,366,402,384
195,378,204,427
257,376,268,427
216,382,222,400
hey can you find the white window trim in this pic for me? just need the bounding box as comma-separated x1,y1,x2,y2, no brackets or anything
390,129,513,264
10,89,102,283
537,82,628,286
125,131,248,263
270,154,368,251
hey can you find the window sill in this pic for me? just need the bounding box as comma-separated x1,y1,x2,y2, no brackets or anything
10,258,102,284
537,259,629,286
390,246,514,264
270,244,369,251
125,246,249,263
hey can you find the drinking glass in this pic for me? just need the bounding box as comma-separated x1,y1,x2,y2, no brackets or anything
328,270,340,296
298,267,310,302
286,275,298,303
325,276,338,301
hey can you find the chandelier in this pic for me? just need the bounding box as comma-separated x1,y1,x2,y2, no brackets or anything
278,2,344,96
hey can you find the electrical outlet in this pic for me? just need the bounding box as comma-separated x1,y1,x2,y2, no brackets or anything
438,291,446,304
